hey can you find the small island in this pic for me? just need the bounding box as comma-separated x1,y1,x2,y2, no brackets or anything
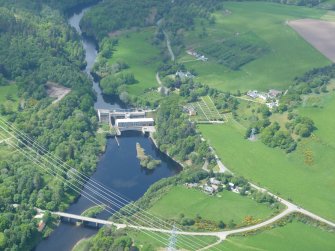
136,143,161,169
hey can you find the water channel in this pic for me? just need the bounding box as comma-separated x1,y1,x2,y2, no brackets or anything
34,6,181,251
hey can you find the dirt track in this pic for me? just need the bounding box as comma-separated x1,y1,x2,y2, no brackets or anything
288,19,335,62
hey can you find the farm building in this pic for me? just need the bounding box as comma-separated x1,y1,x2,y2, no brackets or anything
203,185,215,194
175,71,194,80
247,90,259,99
210,178,221,185
183,106,197,116
268,89,282,98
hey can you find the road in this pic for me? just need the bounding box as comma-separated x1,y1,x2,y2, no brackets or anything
156,72,168,95
250,183,335,228
163,30,175,61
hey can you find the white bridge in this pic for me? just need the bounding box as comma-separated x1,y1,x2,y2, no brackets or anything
97,109,156,136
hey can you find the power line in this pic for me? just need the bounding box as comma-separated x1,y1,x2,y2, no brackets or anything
0,120,222,250
0,122,205,250
0,131,173,249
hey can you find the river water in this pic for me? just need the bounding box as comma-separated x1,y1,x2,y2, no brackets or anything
34,7,181,251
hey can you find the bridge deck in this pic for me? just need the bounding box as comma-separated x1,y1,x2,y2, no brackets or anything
53,211,126,229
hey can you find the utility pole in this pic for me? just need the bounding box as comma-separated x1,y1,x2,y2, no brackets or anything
168,225,177,251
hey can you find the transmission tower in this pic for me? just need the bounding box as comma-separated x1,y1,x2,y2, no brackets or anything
168,225,177,251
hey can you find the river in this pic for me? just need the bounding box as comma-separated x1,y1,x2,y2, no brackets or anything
34,6,181,251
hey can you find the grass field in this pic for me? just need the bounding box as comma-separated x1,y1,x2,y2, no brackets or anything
128,230,218,251
199,121,335,222
71,231,218,251
107,28,161,96
179,2,331,91
0,84,18,102
299,91,335,148
148,186,277,226
218,221,335,251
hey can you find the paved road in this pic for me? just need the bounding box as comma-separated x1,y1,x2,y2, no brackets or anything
250,183,335,228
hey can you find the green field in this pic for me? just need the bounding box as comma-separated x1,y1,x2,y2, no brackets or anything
128,230,218,251
0,84,18,102
299,92,335,148
218,221,335,251
148,186,277,226
107,28,161,96
71,231,218,251
179,2,331,91
199,121,335,222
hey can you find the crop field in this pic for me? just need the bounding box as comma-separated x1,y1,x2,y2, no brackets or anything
288,19,335,62
199,121,335,222
218,221,335,251
188,96,224,123
148,186,277,226
179,2,331,91
108,28,161,96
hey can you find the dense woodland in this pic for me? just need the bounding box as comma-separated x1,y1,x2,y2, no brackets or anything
0,1,102,250
154,97,214,166
80,0,224,41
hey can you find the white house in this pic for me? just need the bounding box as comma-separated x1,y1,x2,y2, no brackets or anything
203,185,215,194
247,90,258,99
210,178,221,185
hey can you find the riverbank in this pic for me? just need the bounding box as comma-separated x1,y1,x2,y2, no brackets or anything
35,4,181,250
149,133,185,169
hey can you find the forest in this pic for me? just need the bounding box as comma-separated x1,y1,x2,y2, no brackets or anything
154,97,214,166
0,1,101,250
80,0,224,41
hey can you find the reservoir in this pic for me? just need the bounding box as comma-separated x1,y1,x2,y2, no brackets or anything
34,6,181,251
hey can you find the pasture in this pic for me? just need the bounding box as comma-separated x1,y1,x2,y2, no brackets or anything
199,121,335,222
128,231,218,251
218,221,335,251
148,186,277,226
179,2,331,91
108,28,161,96
299,91,335,149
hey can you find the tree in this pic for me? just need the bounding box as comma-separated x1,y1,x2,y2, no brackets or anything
218,220,226,229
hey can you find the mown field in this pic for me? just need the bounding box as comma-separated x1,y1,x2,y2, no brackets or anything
107,28,161,96
218,221,335,251
148,186,277,226
199,121,335,222
179,2,331,91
